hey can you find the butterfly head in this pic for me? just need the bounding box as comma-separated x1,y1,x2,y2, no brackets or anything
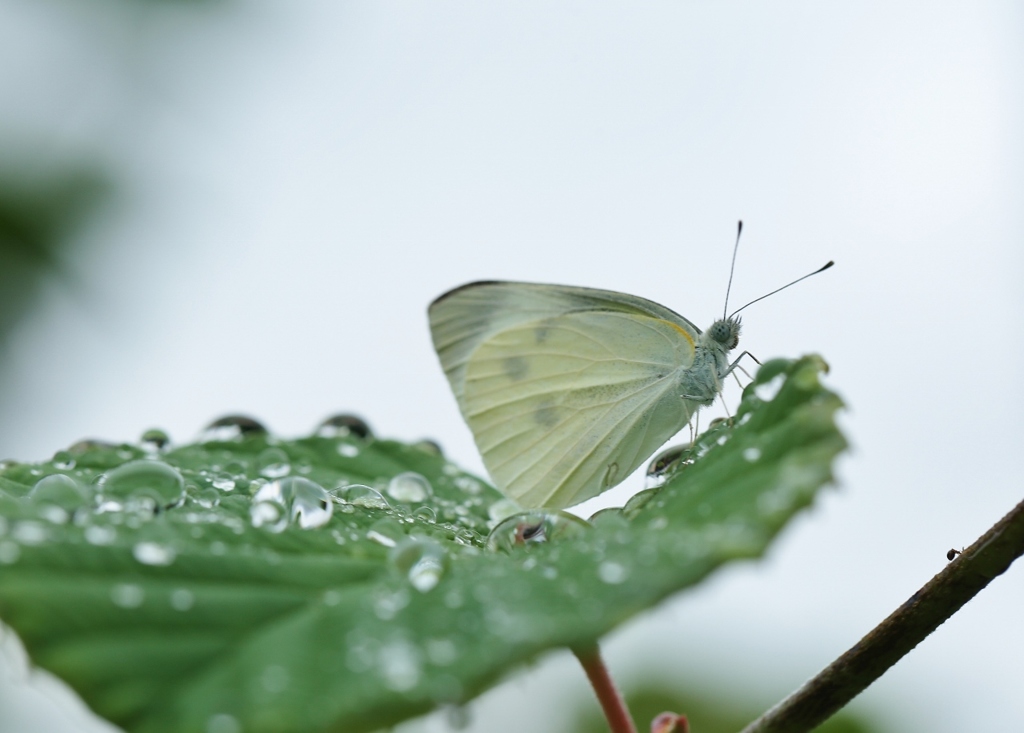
707,316,741,351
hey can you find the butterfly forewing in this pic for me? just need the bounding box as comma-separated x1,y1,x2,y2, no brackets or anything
461,310,698,508
429,281,700,411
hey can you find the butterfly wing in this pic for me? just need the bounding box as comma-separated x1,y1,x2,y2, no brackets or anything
429,281,700,412
429,282,703,509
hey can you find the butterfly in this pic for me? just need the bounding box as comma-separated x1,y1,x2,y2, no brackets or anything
428,228,831,510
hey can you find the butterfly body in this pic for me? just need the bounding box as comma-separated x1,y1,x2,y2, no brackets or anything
429,281,742,509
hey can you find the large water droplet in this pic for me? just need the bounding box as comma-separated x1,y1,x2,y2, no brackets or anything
386,472,433,504
29,474,90,509
253,477,332,529
645,444,691,488
487,498,521,527
257,447,291,478
622,488,660,518
133,541,177,566
333,484,389,509
486,511,591,552
316,413,372,439
250,501,287,532
102,460,185,507
743,446,762,462
390,537,447,592
201,415,267,442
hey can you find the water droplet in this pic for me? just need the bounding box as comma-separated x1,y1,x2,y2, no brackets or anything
0,541,20,564
487,498,521,527
390,537,447,592
377,639,422,692
51,450,76,470
412,506,437,523
257,448,291,478
85,524,117,545
13,521,48,545
337,443,359,458
38,505,69,524
645,444,690,488
29,473,90,509
486,511,591,552
212,477,236,492
367,518,406,547
754,373,785,402
133,541,177,566
67,439,119,455
316,413,372,439
102,460,185,506
333,484,389,509
386,472,433,503
140,429,170,451
201,415,267,442
598,560,630,584
111,583,144,608
412,439,443,456
170,588,195,611
743,447,762,462
261,664,290,693
206,713,241,733
623,488,659,517
254,477,332,529
588,507,627,527
250,501,287,533
193,488,221,508
453,476,482,495
603,462,620,488
323,589,342,606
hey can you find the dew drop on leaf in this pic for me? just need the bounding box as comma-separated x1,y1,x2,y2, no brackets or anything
29,473,90,509
133,541,177,566
389,537,447,592
386,472,433,503
257,448,291,479
316,413,372,439
201,415,267,442
334,484,389,509
486,511,591,552
102,460,185,506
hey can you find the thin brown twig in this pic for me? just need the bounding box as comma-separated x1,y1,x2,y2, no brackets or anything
740,496,1024,733
573,643,638,733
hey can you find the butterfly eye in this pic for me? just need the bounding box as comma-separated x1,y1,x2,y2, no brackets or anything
708,320,739,349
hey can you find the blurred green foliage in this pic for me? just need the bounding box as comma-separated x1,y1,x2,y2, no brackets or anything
569,684,880,733
0,167,107,355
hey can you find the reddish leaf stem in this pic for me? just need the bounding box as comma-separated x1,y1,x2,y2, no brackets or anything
573,644,638,733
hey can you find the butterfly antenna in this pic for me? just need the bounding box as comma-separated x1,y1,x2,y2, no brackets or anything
729,260,834,318
722,220,743,319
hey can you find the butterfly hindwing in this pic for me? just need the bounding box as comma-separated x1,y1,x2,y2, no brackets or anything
461,309,698,508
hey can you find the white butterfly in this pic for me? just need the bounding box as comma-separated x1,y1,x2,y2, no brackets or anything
429,233,831,510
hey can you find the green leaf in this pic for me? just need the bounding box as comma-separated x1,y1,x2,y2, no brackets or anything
0,356,846,733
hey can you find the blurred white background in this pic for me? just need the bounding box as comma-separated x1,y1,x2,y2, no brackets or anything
0,1,1022,731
